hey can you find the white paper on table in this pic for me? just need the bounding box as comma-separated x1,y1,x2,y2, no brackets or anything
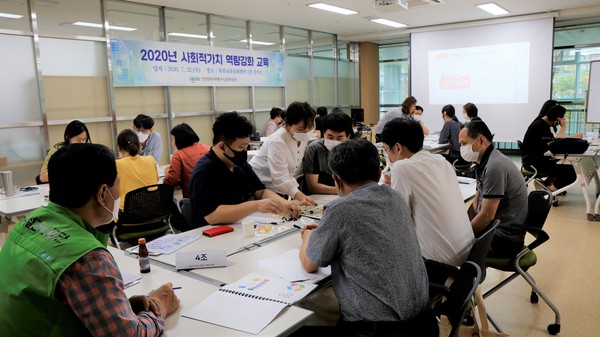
257,248,331,283
126,234,201,255
120,271,142,288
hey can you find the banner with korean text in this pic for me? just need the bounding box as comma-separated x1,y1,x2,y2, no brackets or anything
110,39,285,87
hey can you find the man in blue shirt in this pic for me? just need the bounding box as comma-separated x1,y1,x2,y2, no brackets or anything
134,114,162,164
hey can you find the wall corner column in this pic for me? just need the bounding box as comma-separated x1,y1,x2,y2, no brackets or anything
359,42,379,126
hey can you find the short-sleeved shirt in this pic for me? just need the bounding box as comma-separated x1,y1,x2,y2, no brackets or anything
302,139,334,190
259,119,278,137
475,145,528,243
189,149,266,228
439,119,463,154
375,108,404,134
306,182,429,322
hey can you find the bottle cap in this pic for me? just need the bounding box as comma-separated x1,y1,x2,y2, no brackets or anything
138,238,146,244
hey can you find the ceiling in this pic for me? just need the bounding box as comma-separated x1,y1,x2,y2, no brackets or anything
127,0,600,43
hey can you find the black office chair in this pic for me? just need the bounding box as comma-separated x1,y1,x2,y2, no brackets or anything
484,190,560,335
517,140,559,206
177,198,194,229
427,261,482,337
112,184,174,249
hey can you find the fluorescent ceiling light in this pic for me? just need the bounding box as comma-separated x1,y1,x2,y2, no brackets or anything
477,3,509,15
370,18,407,28
240,39,275,46
168,32,212,39
0,12,23,19
308,3,358,15
72,21,137,31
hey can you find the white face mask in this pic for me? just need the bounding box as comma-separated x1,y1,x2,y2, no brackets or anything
324,139,342,151
102,189,120,220
137,131,149,143
385,144,400,165
293,130,312,142
412,114,422,122
460,139,480,162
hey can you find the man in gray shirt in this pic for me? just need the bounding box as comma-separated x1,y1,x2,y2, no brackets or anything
459,120,528,258
134,114,163,164
299,139,437,337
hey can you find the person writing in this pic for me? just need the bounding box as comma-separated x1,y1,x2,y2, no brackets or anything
250,101,317,205
163,123,210,198
189,112,300,228
303,110,353,194
298,139,436,337
0,143,179,336
38,120,90,183
459,121,528,258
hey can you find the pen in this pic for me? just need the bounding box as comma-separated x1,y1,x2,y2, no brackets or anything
256,221,279,225
172,287,182,290
293,224,303,230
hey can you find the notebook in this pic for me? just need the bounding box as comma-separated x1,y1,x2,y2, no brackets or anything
182,273,317,334
257,248,331,283
126,234,200,255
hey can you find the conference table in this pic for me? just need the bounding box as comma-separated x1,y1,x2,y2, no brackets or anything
0,184,49,219
110,246,314,337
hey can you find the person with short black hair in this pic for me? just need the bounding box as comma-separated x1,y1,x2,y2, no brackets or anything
459,121,528,258
115,129,159,212
163,123,210,198
463,102,481,121
299,138,437,337
315,106,328,138
522,104,578,191
303,110,353,194
133,114,163,164
382,118,474,266
439,104,465,165
0,143,179,336
250,101,318,205
189,112,300,228
39,120,91,183
259,107,284,137
412,105,430,135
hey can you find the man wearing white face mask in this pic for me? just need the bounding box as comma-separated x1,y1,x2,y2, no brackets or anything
303,110,353,194
411,105,430,135
0,143,179,337
382,118,474,266
458,121,528,258
250,101,318,205
133,114,163,164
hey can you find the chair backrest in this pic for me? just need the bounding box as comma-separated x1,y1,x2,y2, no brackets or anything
434,261,481,337
467,219,500,282
122,184,174,223
526,190,553,230
177,198,193,228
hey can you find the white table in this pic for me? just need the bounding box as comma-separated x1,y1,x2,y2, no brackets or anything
458,181,477,202
0,185,49,218
110,246,314,337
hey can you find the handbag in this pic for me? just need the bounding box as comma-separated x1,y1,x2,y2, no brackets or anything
548,138,589,155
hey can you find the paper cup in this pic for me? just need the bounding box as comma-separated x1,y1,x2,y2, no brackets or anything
242,220,255,237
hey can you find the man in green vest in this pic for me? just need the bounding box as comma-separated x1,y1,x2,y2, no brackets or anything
0,143,179,337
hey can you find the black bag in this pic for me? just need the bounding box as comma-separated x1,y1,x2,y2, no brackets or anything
548,138,589,154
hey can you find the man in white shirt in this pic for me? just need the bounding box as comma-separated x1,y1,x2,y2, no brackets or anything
382,118,474,266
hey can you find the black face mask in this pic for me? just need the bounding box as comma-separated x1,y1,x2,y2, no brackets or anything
223,143,248,166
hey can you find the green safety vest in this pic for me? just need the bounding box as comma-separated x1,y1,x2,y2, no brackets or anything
0,202,109,337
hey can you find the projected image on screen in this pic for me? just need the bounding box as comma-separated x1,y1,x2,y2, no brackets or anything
429,42,530,104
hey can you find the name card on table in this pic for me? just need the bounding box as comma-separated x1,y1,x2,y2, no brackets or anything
176,250,227,270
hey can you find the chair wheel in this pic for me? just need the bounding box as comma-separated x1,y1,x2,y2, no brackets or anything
547,323,560,335
552,200,559,207
465,315,474,326
530,292,539,303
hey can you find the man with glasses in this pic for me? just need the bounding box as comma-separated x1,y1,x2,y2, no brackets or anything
458,120,528,258
188,112,300,228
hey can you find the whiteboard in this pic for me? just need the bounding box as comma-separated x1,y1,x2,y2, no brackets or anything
586,61,600,123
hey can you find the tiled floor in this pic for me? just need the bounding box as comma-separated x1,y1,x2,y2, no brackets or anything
2,159,600,336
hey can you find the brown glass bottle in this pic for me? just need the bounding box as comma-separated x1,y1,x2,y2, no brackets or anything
138,238,151,273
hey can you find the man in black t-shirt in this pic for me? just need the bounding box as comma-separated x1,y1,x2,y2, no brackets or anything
189,112,300,228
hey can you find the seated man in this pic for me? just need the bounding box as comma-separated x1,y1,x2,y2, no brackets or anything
134,114,163,163
259,107,283,137
299,139,437,337
189,112,300,227
0,143,179,336
459,121,528,258
382,118,474,266
303,110,353,194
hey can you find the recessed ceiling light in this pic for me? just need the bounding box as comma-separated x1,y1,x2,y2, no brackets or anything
370,18,407,28
72,21,137,32
240,39,275,46
477,3,509,15
308,3,358,15
168,32,212,39
0,12,23,19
